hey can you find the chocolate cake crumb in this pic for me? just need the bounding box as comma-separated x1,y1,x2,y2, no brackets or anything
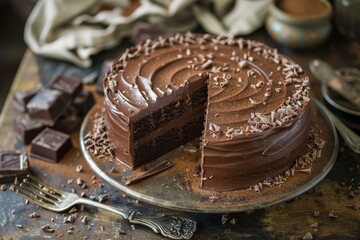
29,212,40,218
310,222,318,228
229,218,238,225
76,165,83,173
76,178,83,185
8,184,16,192
98,193,109,203
69,207,77,214
348,190,355,198
302,232,313,240
110,167,119,174
313,210,320,217
209,196,219,202
81,215,88,225
221,214,229,224
347,203,360,210
41,224,55,233
328,211,338,219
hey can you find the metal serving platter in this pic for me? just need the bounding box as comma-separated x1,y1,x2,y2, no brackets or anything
80,102,338,213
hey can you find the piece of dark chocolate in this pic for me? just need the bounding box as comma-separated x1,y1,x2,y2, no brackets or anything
26,88,71,126
132,22,167,45
30,128,72,162
54,109,81,134
96,60,113,94
0,151,29,182
13,114,45,144
73,90,95,116
49,76,83,98
13,88,39,112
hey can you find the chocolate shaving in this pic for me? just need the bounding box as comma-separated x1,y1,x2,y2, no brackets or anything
302,232,313,240
125,161,173,186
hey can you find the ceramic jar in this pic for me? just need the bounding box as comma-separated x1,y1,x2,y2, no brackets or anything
266,0,333,48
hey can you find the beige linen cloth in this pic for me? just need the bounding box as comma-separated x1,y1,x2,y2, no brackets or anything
25,0,270,68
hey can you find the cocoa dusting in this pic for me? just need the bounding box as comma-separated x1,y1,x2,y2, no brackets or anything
125,161,173,186
276,0,328,17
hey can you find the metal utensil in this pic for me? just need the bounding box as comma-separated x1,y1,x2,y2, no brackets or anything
312,98,360,153
309,59,360,109
18,175,197,239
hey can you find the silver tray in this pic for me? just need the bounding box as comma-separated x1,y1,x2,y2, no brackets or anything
80,102,338,213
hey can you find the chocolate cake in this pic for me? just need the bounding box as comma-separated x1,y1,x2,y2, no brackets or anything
103,33,311,191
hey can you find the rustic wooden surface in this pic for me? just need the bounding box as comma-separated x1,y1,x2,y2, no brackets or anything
0,29,360,239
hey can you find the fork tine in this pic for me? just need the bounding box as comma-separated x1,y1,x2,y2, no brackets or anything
18,186,57,210
24,180,61,201
20,182,59,205
27,175,64,196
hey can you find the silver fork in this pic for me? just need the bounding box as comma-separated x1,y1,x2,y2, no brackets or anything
18,175,196,239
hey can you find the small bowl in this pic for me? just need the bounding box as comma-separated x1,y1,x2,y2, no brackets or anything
266,0,333,48
321,67,360,132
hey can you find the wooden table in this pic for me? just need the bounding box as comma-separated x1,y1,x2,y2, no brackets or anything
0,29,360,239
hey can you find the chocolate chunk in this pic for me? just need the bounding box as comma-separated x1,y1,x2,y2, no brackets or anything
13,88,39,112
97,60,113,94
132,22,167,45
13,114,45,144
26,88,71,126
72,90,95,116
49,76,83,98
53,109,81,134
30,128,72,162
0,151,29,182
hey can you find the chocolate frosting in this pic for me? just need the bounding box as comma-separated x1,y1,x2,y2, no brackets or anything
104,33,311,191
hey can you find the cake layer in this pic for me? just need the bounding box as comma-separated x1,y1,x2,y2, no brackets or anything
105,76,207,168
104,33,311,191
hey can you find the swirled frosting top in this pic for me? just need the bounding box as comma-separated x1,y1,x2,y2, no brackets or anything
104,32,310,141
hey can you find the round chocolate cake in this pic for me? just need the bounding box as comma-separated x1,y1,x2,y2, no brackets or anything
103,33,311,191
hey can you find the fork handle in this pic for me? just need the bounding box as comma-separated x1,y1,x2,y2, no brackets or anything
75,198,196,239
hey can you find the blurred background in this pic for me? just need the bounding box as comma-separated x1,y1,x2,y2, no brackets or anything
0,0,34,111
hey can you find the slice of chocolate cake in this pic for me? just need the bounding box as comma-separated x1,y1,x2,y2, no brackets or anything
103,33,311,191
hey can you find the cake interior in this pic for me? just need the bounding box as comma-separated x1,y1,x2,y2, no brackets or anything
131,80,208,168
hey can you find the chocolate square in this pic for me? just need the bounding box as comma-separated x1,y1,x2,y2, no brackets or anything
132,22,167,45
30,128,72,162
26,88,71,126
49,76,83,98
0,151,29,182
13,114,45,144
54,109,81,134
13,88,39,112
73,90,95,116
